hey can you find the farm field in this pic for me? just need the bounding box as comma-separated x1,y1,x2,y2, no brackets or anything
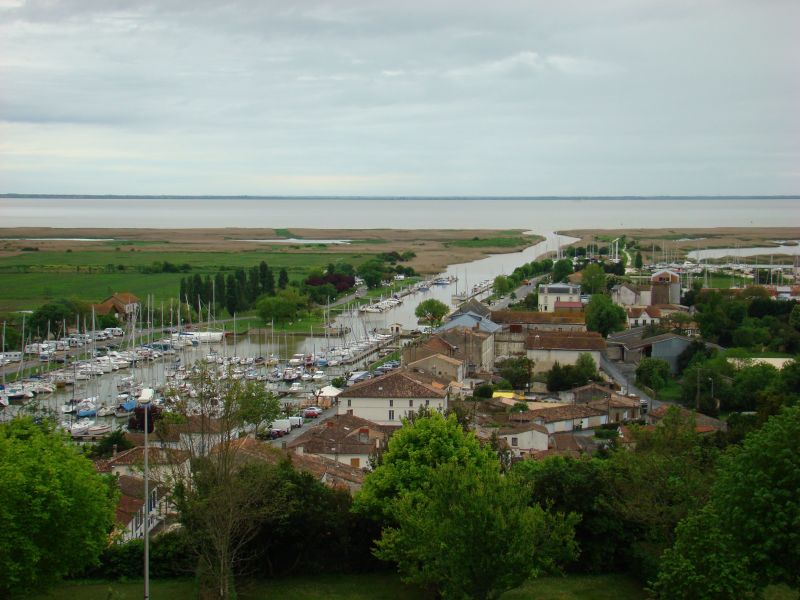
0,228,539,312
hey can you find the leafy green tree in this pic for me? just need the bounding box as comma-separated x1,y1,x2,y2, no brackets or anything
30,299,90,338
473,383,494,399
635,357,671,398
235,383,281,435
652,504,756,600
498,356,534,390
791,304,800,331
256,288,309,325
712,404,800,587
375,461,578,600
604,408,718,580
353,412,497,521
88,428,133,459
356,258,387,288
512,456,628,573
574,352,600,382
581,263,607,294
493,275,513,296
585,294,626,337
551,258,573,283
0,418,117,596
634,251,643,269
414,298,449,328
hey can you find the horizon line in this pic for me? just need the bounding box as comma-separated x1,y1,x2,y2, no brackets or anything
2,193,800,200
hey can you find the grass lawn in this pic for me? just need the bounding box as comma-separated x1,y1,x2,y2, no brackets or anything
38,573,651,600
0,249,371,312
445,236,533,249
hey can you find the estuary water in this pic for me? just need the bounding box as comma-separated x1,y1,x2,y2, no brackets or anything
1,197,798,233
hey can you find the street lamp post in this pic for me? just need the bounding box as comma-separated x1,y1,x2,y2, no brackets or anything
138,388,154,600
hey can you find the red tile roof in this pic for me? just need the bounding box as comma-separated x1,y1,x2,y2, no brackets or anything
339,369,448,399
525,331,607,351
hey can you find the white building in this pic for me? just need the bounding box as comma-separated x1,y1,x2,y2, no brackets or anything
537,283,581,312
338,369,448,425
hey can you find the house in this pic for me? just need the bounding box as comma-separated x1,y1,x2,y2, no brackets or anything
106,446,190,481
491,310,587,333
287,414,393,470
437,327,495,374
651,270,681,305
159,415,242,456
226,437,367,493
451,298,492,320
647,404,727,433
338,368,449,425
516,404,608,433
538,283,581,312
566,382,616,404
94,292,140,320
407,353,464,382
402,334,458,366
115,474,170,542
496,422,550,457
492,311,587,357
626,306,662,328
554,300,584,313
524,331,607,373
607,331,696,374
436,312,501,335
611,283,652,307
588,394,642,423
314,385,343,408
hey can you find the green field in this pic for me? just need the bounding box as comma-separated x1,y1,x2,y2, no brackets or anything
445,236,534,249
36,573,651,600
0,249,371,312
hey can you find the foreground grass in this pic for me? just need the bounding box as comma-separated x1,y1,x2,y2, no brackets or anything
37,573,650,600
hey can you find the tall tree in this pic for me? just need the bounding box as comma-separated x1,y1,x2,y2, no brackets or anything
214,271,226,308
258,262,274,296
634,251,643,269
277,268,289,290
0,419,117,596
225,273,239,316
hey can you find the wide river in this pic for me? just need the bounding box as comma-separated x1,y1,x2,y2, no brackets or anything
2,197,798,232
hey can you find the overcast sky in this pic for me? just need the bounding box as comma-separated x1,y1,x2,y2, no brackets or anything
1,0,798,196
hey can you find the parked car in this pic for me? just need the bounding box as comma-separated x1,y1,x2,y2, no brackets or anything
288,415,304,429
302,407,322,418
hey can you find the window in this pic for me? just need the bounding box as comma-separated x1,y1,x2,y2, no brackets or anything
389,399,393,407
511,437,518,447
425,399,430,407
388,410,395,421
409,400,413,408
350,458,360,468
347,398,351,407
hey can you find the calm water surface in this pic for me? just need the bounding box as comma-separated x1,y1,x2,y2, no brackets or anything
2,197,798,233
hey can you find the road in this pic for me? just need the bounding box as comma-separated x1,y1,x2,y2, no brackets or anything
268,402,339,447
599,355,664,413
